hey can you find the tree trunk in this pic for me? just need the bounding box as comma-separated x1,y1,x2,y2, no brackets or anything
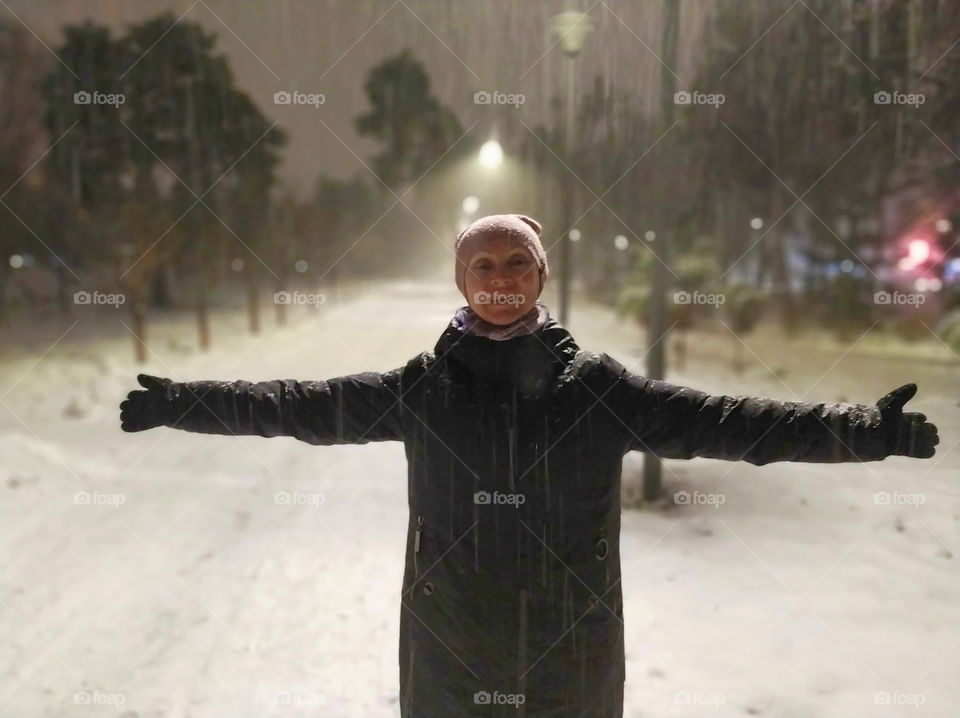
0,268,8,321
768,186,797,330
275,275,287,327
196,293,210,351
131,300,147,364
56,263,72,318
246,271,260,335
674,332,686,370
151,260,175,308
331,262,340,306
754,229,767,288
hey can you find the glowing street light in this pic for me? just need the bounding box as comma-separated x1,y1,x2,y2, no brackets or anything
478,140,502,169
549,11,596,56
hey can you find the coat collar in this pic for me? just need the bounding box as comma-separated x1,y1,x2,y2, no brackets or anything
433,306,580,395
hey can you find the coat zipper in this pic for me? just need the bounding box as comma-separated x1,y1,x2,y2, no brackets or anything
413,513,423,582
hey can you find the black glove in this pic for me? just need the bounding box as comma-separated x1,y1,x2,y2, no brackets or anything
120,373,176,432
876,383,939,459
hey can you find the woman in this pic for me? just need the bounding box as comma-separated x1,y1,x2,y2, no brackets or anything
120,213,938,718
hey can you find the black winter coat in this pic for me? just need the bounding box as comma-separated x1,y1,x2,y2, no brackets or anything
159,313,895,717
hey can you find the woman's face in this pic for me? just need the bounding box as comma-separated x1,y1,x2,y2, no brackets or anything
464,238,540,325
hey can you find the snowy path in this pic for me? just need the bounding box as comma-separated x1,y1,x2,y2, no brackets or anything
1,281,958,717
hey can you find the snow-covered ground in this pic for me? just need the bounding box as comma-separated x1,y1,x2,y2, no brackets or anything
1,280,957,717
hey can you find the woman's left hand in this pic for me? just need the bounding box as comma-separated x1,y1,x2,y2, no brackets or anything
876,383,939,459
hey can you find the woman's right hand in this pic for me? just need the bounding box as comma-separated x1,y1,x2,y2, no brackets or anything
120,373,174,432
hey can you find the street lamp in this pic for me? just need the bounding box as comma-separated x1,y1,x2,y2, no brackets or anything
749,217,764,284
478,140,503,169
640,0,681,503
549,9,594,326
550,11,596,56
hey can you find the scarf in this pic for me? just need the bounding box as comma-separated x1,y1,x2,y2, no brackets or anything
451,300,550,341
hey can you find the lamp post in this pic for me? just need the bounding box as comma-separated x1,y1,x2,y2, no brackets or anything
549,9,594,326
750,216,764,286
642,0,681,503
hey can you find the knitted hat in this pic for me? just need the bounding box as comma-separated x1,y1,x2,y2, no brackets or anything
454,214,550,301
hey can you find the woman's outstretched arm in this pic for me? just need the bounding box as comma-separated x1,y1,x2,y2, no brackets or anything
120,370,406,445
601,355,938,465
